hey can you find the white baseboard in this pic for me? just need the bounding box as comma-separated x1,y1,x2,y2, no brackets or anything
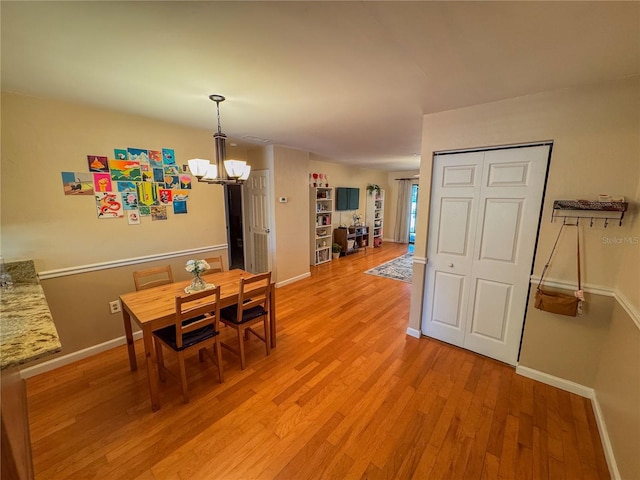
516,365,620,480
276,271,311,288
20,331,143,379
406,327,421,338
515,365,593,398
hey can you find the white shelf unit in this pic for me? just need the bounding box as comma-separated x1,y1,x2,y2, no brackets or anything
310,187,334,265
366,189,384,247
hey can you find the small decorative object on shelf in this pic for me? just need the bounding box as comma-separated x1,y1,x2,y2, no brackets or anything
366,184,381,197
185,259,214,293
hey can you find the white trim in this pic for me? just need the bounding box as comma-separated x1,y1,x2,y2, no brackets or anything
38,245,227,280
530,275,640,330
591,392,622,480
515,365,621,480
434,140,554,156
406,327,421,338
20,331,143,379
614,290,640,331
515,365,593,398
413,256,427,265
275,272,311,288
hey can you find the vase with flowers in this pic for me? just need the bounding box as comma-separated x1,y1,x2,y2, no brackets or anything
185,259,211,293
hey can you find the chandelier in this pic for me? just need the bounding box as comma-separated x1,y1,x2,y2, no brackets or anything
188,94,251,184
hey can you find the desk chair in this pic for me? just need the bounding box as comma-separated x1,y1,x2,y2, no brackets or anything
133,265,174,291
202,255,224,275
219,272,271,370
152,287,224,403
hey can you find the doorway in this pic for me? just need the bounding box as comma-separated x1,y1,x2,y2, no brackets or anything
421,144,551,365
409,184,419,244
225,184,245,270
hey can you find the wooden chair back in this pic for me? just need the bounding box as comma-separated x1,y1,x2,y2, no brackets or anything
133,265,174,291
202,255,224,275
174,287,221,349
235,272,271,322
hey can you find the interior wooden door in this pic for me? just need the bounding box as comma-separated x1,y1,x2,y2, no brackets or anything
421,144,550,365
244,170,272,274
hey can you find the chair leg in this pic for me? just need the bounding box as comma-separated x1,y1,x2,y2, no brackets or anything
154,337,166,382
263,317,271,356
238,327,247,370
177,351,189,403
214,339,224,383
198,348,206,363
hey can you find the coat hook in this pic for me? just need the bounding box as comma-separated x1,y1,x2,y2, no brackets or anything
604,218,609,228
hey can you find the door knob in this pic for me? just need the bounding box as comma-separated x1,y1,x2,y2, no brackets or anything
448,263,454,267
265,228,270,233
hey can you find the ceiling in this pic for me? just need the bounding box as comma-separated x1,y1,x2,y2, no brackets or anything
2,1,638,171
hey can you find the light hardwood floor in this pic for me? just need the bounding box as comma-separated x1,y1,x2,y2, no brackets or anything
27,242,610,479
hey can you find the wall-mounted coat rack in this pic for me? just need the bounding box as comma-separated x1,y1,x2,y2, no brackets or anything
552,200,628,227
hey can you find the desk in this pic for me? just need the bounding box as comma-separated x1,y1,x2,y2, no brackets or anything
120,269,276,411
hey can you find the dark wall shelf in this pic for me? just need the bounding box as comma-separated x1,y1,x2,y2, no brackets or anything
552,200,628,227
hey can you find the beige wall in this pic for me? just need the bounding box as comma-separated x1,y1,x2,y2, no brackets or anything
594,301,640,480
1,92,233,354
308,156,388,231
412,76,639,479
1,92,229,269
271,145,310,283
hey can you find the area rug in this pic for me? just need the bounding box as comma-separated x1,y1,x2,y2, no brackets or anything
364,253,414,283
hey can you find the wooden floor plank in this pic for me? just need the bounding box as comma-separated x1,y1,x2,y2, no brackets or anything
25,242,610,479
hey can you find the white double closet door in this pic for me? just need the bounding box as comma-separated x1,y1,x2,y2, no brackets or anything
421,144,550,365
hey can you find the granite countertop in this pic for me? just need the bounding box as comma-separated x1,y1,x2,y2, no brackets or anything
0,260,61,370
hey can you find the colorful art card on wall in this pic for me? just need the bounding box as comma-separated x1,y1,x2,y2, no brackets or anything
87,155,109,173
139,206,151,217
62,172,94,195
162,148,176,165
151,206,168,221
136,181,158,207
122,191,139,210
109,160,142,182
148,150,163,168
141,164,154,182
179,175,192,189
164,175,180,189
114,149,128,160
127,209,141,225
173,200,187,214
95,192,124,218
163,165,179,176
117,181,137,192
173,190,190,202
127,148,149,163
158,189,172,205
153,168,165,183
93,173,113,193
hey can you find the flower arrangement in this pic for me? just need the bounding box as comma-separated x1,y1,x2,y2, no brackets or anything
185,259,210,277
352,212,362,225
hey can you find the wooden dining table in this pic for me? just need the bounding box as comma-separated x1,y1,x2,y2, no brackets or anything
120,269,276,411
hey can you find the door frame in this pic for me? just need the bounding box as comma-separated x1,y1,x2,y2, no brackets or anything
422,141,553,363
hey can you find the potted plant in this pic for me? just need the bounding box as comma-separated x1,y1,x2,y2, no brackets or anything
366,184,381,197
332,243,342,259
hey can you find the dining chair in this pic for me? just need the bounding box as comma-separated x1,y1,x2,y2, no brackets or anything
133,265,174,291
152,287,224,403
219,272,271,370
202,255,224,275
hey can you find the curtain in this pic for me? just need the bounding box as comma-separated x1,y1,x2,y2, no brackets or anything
394,179,412,243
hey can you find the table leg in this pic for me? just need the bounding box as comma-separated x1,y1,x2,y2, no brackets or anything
270,285,277,348
142,326,161,411
121,308,137,371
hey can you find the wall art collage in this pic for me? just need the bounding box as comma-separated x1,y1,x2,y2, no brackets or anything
61,147,193,225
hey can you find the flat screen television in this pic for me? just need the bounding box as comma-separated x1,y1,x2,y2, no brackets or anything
336,187,359,211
